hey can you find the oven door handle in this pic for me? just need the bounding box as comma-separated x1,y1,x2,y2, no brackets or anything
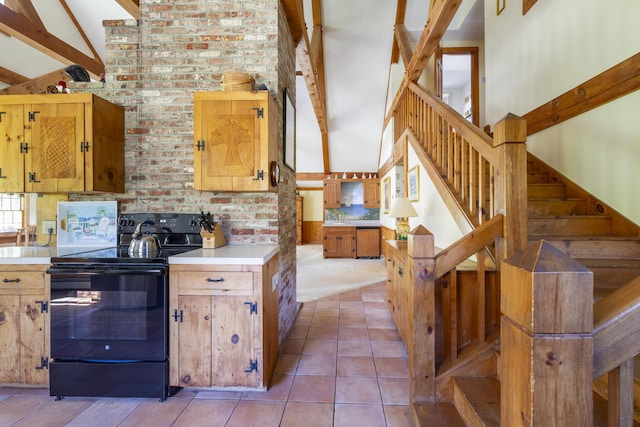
47,267,168,276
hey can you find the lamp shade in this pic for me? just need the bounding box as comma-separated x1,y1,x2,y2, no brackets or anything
389,197,418,218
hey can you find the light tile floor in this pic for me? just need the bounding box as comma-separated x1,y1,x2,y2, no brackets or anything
0,282,413,426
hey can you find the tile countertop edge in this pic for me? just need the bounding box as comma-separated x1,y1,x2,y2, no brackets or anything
169,245,279,265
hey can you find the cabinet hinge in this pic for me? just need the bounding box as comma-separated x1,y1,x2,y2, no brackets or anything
28,111,40,122
173,309,184,322
80,141,89,152
28,172,41,183
0,168,6,179
244,359,259,373
244,301,258,315
252,170,264,181
20,142,29,153
35,300,48,313
36,357,49,370
252,107,264,118
0,111,5,122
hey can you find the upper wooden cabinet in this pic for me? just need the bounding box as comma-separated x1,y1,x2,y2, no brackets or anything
364,179,381,208
193,91,278,192
0,94,124,193
323,179,340,208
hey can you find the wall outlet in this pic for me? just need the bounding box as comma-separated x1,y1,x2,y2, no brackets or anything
271,273,278,292
42,220,56,234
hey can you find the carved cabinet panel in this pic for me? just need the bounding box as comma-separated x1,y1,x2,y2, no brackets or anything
194,91,278,192
0,94,124,193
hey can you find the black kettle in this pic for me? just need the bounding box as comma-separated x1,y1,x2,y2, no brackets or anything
128,221,160,257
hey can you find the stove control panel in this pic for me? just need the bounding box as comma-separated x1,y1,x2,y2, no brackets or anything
118,213,203,235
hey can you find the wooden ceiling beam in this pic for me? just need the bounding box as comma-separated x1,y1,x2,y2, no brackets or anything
115,0,140,20
0,69,69,95
0,66,28,85
384,0,462,128
406,0,461,82
60,0,103,63
394,24,413,70
0,4,105,78
5,0,45,29
390,0,407,65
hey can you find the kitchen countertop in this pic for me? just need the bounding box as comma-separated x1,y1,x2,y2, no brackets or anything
0,246,113,264
0,244,279,266
169,245,279,265
323,221,380,228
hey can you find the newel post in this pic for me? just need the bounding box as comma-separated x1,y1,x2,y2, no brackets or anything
501,241,594,426
493,113,527,261
407,225,436,404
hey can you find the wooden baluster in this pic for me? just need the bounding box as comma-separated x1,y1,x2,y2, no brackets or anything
607,357,634,427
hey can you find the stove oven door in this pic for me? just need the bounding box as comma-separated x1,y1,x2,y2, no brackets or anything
48,266,168,362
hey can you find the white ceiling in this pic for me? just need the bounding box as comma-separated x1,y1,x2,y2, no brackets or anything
0,0,484,182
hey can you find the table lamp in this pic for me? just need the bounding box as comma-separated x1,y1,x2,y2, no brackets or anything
389,197,418,240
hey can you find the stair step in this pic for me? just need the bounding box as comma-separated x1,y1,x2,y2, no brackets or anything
413,402,467,426
540,237,640,259
453,377,500,427
528,198,586,216
528,182,566,199
529,215,612,236
527,170,549,183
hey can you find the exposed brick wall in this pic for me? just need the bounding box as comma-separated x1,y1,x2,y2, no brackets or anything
72,0,297,344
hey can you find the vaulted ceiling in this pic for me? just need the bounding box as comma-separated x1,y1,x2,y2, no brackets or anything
0,0,483,184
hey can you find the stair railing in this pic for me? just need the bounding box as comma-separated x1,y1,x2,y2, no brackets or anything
394,82,528,262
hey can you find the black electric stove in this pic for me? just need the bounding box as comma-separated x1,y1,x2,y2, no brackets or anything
47,213,204,401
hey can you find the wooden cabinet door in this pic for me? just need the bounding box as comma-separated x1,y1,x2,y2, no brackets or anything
0,104,25,192
177,295,212,387
323,228,339,258
25,103,85,193
356,228,380,258
211,295,256,387
364,179,381,208
339,230,356,258
194,94,272,192
323,180,340,208
0,269,47,385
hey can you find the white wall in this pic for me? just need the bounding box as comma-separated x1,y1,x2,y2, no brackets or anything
484,0,640,224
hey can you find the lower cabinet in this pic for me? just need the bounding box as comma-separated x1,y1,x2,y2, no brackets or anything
0,264,49,385
169,255,279,390
323,226,356,258
385,241,411,345
356,228,380,258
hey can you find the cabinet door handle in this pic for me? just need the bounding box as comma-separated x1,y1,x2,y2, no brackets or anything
206,277,225,283
3,278,21,283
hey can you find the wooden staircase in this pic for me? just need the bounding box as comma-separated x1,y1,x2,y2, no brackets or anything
424,154,640,426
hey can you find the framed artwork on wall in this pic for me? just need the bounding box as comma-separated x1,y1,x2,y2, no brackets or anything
383,176,391,214
283,88,296,171
408,166,419,202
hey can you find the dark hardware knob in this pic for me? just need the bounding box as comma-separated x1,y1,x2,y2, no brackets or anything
204,315,210,321
3,278,21,283
231,334,239,344
206,277,225,283
182,375,191,384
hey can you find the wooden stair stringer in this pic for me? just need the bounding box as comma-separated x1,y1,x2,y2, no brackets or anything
435,329,500,402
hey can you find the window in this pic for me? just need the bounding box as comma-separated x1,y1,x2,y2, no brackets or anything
0,194,24,231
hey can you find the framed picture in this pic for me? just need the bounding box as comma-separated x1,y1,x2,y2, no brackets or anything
408,166,419,201
283,87,296,171
57,201,118,247
383,176,391,214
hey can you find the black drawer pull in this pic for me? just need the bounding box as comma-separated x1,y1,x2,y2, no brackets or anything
206,277,225,283
3,278,21,283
